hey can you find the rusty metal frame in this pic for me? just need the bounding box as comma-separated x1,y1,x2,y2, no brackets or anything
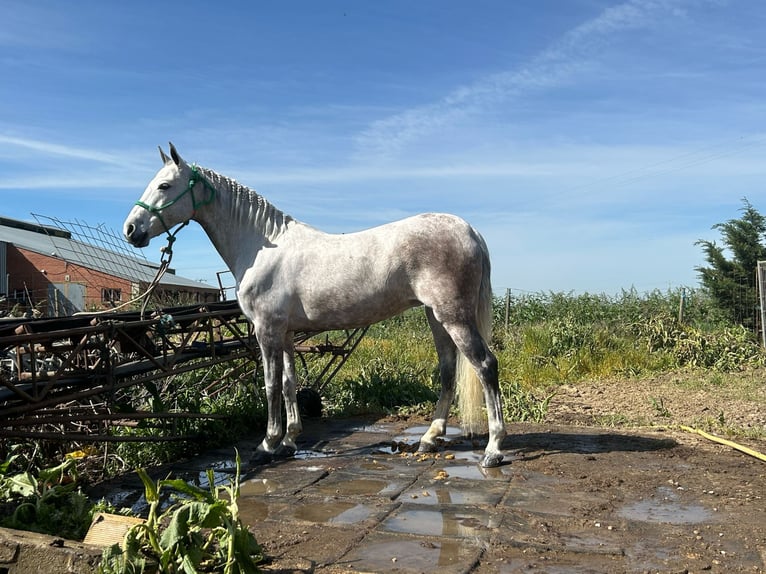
0,301,366,441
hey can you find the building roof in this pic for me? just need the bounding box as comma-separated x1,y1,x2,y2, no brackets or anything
0,216,219,293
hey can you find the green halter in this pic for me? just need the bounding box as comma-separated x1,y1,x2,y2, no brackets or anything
134,164,217,253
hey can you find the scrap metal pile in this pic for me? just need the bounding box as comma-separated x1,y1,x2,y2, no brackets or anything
0,302,366,441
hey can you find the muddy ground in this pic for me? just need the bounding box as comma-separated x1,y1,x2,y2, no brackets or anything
84,374,765,573
233,426,763,573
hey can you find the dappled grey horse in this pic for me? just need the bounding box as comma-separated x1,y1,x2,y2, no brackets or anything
124,144,506,467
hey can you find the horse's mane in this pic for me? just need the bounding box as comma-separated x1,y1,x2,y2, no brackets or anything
198,165,294,241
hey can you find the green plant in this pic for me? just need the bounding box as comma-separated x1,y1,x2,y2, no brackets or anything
323,356,438,416
0,457,104,540
112,361,266,471
99,450,262,574
650,396,672,418
500,380,555,423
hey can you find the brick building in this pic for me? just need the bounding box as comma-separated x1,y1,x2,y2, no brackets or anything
0,216,220,316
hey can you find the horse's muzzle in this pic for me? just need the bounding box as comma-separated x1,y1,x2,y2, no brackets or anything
124,223,149,248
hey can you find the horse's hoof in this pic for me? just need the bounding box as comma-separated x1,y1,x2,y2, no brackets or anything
480,453,504,468
417,440,438,453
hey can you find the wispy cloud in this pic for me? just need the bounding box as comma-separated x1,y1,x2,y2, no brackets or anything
0,134,125,165
237,161,548,186
354,0,692,161
0,1,80,50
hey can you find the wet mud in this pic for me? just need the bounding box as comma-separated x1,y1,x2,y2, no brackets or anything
90,417,765,572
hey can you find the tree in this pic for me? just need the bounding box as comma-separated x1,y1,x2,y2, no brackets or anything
696,198,766,327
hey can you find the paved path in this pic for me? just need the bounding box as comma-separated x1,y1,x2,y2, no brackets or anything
89,417,765,573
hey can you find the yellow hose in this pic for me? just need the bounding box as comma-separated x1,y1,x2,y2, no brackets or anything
679,425,766,463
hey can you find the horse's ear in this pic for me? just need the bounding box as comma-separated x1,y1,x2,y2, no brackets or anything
159,146,171,165
168,142,183,167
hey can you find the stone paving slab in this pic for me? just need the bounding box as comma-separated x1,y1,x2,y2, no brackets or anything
2,416,764,572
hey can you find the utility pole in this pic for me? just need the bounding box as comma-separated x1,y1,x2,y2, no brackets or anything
504,288,511,331
678,287,686,324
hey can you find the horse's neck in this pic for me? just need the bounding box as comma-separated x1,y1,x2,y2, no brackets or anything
193,167,297,280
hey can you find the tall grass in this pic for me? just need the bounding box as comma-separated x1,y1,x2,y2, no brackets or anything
325,287,765,423
319,312,440,417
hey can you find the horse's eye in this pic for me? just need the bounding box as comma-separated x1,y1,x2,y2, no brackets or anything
158,182,171,190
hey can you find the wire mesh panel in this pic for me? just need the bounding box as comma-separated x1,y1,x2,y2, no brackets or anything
31,213,152,282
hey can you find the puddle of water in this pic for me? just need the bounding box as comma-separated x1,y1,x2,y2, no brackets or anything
335,423,393,434
382,507,494,538
402,424,464,436
440,464,512,480
618,487,712,524
95,487,140,511
449,450,482,462
118,471,232,516
237,498,270,523
396,425,464,443
294,449,333,460
200,458,239,471
239,478,280,496
184,469,232,490
292,501,372,525
402,485,504,506
345,537,477,572
314,477,395,497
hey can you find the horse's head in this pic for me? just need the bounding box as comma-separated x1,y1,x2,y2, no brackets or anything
124,143,198,248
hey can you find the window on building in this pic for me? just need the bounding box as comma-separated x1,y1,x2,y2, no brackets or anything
102,288,121,304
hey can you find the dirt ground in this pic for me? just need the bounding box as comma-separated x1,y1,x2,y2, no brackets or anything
543,371,766,434
245,373,766,573
77,372,765,573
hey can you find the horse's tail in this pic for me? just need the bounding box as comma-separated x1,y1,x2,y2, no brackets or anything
456,237,493,436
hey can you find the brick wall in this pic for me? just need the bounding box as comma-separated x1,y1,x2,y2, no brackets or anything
6,247,132,311
6,246,218,314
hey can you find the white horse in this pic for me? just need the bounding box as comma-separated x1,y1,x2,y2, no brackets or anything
124,144,506,467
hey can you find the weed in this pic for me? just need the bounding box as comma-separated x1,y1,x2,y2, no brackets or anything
0,457,109,540
98,450,262,574
323,357,438,416
650,397,672,418
500,380,555,423
593,413,632,427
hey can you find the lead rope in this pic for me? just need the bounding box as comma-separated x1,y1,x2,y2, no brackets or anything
137,221,191,317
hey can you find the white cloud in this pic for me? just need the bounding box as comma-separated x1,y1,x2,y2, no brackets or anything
0,134,125,165
353,0,695,161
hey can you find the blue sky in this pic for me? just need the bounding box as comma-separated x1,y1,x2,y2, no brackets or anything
2,1,765,296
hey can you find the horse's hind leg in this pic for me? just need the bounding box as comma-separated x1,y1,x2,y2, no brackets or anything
443,321,506,468
418,307,458,453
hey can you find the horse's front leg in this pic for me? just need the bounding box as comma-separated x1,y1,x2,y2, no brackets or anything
256,339,284,455
279,338,302,455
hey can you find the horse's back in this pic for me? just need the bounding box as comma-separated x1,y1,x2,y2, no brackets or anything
240,212,488,330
